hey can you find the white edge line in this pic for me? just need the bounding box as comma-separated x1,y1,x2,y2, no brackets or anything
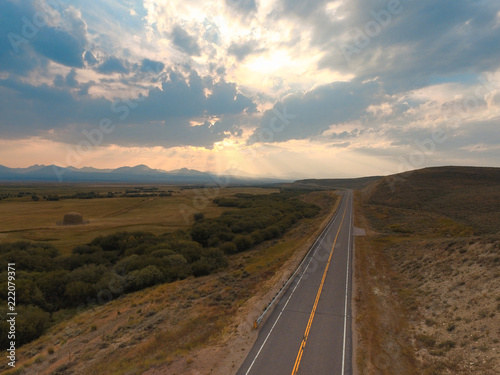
244,257,310,375
341,191,352,375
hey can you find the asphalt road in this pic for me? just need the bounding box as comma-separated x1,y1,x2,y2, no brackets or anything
237,190,354,375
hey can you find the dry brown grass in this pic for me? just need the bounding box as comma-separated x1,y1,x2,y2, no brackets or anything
353,191,417,375
388,237,500,374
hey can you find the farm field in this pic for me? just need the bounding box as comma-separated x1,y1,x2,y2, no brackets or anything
0,184,278,254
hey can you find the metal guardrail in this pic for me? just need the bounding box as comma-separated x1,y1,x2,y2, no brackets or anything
253,195,344,329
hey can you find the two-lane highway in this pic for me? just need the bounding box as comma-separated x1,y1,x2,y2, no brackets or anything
237,190,354,375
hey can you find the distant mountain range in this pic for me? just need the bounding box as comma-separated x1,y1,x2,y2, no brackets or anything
0,164,288,185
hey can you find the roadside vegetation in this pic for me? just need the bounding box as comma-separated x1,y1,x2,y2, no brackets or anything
0,189,338,375
0,191,320,353
354,167,500,375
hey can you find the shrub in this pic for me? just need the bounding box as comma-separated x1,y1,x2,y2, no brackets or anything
416,334,436,348
250,230,266,245
220,241,238,254
193,213,205,222
150,249,175,258
192,259,212,277
15,305,50,346
202,248,227,269
127,265,163,291
437,340,456,350
64,281,95,304
233,235,253,252
190,223,211,247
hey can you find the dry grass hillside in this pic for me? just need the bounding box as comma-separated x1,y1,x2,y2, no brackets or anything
366,166,500,234
354,166,500,375
281,175,381,190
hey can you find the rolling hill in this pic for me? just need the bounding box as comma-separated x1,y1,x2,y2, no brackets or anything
280,175,382,190
364,166,500,234
354,165,500,375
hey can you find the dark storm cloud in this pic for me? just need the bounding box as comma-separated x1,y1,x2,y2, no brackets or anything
0,0,88,73
0,1,256,149
275,0,328,18
0,1,40,74
225,0,258,14
312,0,500,92
106,119,241,149
54,69,78,88
228,40,265,61
171,25,201,56
140,58,165,74
0,67,256,148
248,80,381,143
97,56,129,74
32,26,86,67
0,1,88,70
121,70,256,121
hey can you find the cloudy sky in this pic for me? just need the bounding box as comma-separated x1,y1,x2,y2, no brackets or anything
0,0,499,178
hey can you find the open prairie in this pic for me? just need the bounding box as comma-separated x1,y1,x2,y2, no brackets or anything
0,184,278,254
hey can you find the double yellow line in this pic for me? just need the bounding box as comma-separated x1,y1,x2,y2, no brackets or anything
291,201,348,374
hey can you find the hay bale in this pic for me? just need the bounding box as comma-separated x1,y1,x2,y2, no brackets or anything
63,212,84,226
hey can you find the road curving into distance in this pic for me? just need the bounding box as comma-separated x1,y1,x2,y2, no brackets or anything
237,190,354,375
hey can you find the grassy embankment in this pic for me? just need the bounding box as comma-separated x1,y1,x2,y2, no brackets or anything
354,167,500,375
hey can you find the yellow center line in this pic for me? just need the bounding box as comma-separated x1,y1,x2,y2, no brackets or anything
291,201,347,375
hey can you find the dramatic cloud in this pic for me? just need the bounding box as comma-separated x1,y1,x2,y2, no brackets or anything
171,25,201,56
0,0,498,176
226,0,258,13
249,79,382,143
228,39,265,61
97,56,129,74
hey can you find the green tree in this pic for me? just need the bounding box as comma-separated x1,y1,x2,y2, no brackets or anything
16,305,50,346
